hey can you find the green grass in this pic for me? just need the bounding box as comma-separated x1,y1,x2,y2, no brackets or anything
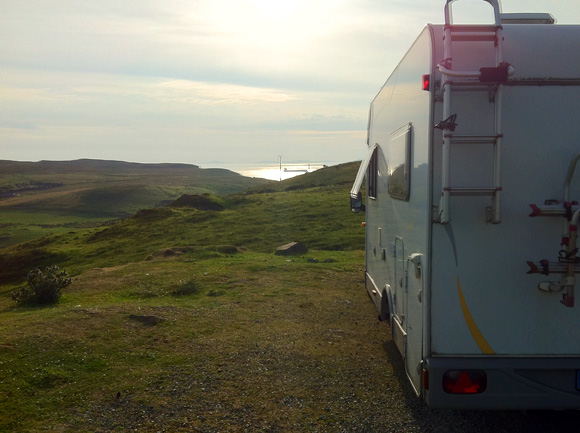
0,184,235,249
0,209,110,248
0,161,370,432
0,251,369,432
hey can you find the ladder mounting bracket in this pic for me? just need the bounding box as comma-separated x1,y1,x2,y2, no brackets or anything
435,114,458,131
480,63,511,83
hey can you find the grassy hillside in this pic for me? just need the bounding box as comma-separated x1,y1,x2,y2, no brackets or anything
0,159,272,247
0,161,364,284
0,160,373,432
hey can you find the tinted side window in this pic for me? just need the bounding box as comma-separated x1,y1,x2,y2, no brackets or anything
388,123,412,201
368,147,378,199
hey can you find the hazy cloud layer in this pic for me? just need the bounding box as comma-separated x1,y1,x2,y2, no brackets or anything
1,0,578,166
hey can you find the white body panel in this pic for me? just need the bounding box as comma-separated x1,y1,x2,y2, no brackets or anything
430,24,580,356
357,21,580,408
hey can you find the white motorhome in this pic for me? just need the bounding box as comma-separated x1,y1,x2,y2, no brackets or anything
351,0,580,409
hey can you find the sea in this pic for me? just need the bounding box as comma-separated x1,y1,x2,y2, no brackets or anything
201,162,331,181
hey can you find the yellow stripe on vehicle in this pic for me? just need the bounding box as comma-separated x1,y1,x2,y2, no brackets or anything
457,276,495,355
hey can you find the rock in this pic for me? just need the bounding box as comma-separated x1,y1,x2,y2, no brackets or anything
163,248,179,257
275,242,308,256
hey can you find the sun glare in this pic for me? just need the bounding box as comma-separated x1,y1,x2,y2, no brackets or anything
254,0,305,21
201,0,339,52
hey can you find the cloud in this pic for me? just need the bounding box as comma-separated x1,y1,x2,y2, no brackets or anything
155,80,300,105
2,0,579,167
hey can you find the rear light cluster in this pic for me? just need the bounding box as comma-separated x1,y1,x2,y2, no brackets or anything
442,370,487,394
422,74,430,91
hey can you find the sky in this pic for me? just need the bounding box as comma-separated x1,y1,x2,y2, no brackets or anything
1,0,579,171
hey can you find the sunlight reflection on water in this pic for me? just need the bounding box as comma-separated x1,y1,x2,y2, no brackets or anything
203,163,328,181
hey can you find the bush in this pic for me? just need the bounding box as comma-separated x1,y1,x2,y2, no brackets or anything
11,265,72,305
171,279,200,297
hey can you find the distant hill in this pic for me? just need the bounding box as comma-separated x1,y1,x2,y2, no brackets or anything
0,159,270,195
0,159,271,212
0,159,273,247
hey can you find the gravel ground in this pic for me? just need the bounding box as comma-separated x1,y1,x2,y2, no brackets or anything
63,352,580,433
50,265,580,433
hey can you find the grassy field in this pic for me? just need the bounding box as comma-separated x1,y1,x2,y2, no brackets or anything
0,161,380,432
0,162,364,284
1,251,398,432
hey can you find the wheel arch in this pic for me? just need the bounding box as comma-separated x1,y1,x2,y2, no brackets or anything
380,284,394,322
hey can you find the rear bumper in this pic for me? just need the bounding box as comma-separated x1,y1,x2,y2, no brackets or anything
424,356,580,410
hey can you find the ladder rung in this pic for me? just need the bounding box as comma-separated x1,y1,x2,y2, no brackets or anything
445,187,501,196
446,80,498,90
446,134,501,144
447,25,501,32
450,32,498,42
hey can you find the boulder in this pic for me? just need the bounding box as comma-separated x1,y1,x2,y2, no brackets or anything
275,242,308,256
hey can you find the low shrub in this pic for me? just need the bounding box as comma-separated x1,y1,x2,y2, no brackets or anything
11,265,72,305
172,279,200,297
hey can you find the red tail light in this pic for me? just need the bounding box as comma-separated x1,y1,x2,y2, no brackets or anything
422,74,430,91
442,370,487,394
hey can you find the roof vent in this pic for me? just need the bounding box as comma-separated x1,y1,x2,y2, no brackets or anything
500,13,556,24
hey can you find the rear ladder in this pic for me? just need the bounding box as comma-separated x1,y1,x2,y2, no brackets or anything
435,0,513,224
